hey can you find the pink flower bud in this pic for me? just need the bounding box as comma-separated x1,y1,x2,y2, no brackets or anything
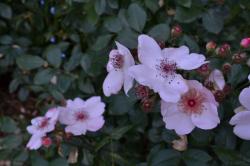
171,25,182,38
216,43,230,57
240,38,250,48
196,63,210,75
141,98,153,112
42,137,52,148
135,85,150,99
206,41,217,52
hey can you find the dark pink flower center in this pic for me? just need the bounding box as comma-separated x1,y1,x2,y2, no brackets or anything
157,59,177,78
178,89,206,115
111,54,124,69
75,111,88,122
38,118,49,129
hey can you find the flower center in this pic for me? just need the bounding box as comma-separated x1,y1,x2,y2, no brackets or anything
156,59,177,78
111,54,124,69
75,111,88,122
38,118,49,129
178,89,205,115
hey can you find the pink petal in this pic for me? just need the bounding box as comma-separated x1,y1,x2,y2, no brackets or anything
123,71,134,95
58,107,75,125
66,98,85,109
138,34,162,68
161,101,195,135
65,123,87,136
26,134,44,150
115,41,135,68
233,124,250,140
86,116,105,132
209,69,225,90
191,103,220,129
84,96,105,118
103,70,123,97
239,87,250,110
229,111,250,125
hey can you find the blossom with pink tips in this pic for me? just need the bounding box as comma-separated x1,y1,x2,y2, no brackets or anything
129,34,207,102
240,37,250,48
26,108,59,150
58,97,105,136
230,87,250,140
103,42,135,96
161,80,220,135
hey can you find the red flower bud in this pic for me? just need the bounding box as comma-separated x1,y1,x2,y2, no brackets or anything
135,85,150,99
171,25,182,38
141,98,153,112
240,38,250,48
216,43,230,57
42,137,52,148
196,63,210,75
206,41,217,52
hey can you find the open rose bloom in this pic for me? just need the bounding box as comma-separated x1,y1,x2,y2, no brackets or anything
103,42,135,96
59,97,105,136
161,80,220,135
129,34,207,102
230,87,250,140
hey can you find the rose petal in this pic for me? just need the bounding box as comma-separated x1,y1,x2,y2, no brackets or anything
86,116,105,132
209,69,225,90
65,123,87,136
103,70,123,97
239,87,250,110
115,41,135,68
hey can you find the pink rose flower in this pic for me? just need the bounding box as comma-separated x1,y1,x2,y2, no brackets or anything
240,38,250,48
161,80,220,135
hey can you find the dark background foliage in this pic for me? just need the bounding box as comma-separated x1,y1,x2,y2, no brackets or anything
0,0,250,165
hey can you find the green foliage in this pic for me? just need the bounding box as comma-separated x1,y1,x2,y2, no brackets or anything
0,0,250,165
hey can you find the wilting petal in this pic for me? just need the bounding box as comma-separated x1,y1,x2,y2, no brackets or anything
103,70,123,96
161,101,195,135
67,98,85,109
191,103,220,129
115,41,135,68
138,34,162,68
26,134,44,150
86,116,105,132
84,97,105,118
65,123,87,136
209,69,225,90
239,87,250,110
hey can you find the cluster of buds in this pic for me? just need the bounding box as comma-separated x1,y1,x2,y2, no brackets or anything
216,43,231,58
240,37,250,48
171,25,182,38
135,85,154,112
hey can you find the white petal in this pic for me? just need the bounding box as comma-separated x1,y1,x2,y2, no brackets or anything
45,108,60,122
107,50,119,72
138,34,162,68
234,106,247,114
67,98,85,109
191,103,220,129
165,74,188,94
58,107,75,125
27,126,37,135
129,64,161,91
239,87,250,110
162,46,189,58
248,74,250,81
86,116,105,132
65,123,87,136
84,96,105,118
115,41,135,68
161,101,195,135
26,134,44,150
123,71,134,95
103,70,123,97
209,69,225,90
233,124,250,140
229,111,250,125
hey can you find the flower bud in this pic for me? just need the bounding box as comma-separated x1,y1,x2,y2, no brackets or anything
232,52,246,64
42,137,52,148
43,61,49,68
222,63,231,74
171,25,182,38
196,63,210,75
214,90,225,102
223,84,231,96
172,135,187,151
206,41,217,52
216,43,230,58
240,38,250,48
135,85,150,99
141,98,153,112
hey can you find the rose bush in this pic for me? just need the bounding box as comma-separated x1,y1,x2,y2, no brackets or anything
1,0,250,165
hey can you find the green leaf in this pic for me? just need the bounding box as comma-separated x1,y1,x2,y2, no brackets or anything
9,78,21,93
149,149,181,166
180,35,200,52
182,149,212,166
50,89,64,101
127,3,147,32
31,153,49,166
34,68,54,85
0,3,12,19
80,54,92,72
228,64,249,87
111,125,133,140
174,6,202,23
104,17,122,33
18,87,29,102
116,28,138,49
107,0,118,9
0,135,22,149
78,79,95,94
64,45,83,71
148,24,170,42
16,55,45,70
95,0,106,15
57,74,73,93
109,93,135,115
43,45,62,68
0,35,13,45
0,117,18,133
202,9,224,34
50,158,68,166
145,0,159,13
176,0,192,8
91,34,113,51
